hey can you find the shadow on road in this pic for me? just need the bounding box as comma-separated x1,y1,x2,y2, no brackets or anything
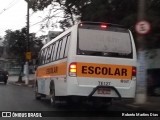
35,97,111,111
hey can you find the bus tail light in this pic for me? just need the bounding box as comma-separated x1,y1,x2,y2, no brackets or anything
101,24,107,29
69,62,77,77
132,67,136,77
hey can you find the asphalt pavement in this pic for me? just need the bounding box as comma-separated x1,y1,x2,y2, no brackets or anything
7,75,160,112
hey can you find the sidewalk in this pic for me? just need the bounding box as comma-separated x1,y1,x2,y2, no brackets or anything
8,74,35,88
114,96,160,111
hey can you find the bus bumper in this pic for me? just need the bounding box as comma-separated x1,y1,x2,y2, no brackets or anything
67,81,136,98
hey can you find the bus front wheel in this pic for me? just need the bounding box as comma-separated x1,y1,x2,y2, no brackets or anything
50,81,56,107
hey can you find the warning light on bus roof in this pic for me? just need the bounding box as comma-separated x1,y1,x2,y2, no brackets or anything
101,25,107,29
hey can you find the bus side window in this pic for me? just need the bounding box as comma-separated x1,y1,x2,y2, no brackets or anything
44,46,50,64
38,50,43,65
46,44,54,63
41,48,47,65
52,41,59,61
60,36,67,59
56,40,62,60
50,43,55,62
64,35,71,57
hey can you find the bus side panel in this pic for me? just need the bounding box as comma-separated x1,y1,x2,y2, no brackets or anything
36,60,68,96
49,60,68,96
37,77,52,96
37,78,46,94
54,75,68,96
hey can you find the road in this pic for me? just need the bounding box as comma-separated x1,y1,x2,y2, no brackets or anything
0,83,53,111
0,82,134,118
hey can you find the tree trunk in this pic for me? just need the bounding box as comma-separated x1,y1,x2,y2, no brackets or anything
18,64,24,83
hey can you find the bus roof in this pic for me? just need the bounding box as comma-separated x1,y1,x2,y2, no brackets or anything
41,21,127,50
79,21,127,29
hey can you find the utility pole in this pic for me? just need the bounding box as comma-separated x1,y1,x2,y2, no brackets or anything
27,1,30,52
135,0,150,104
24,1,30,85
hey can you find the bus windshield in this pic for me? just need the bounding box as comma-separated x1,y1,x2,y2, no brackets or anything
77,25,132,58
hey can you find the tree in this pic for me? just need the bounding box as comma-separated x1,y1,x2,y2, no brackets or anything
28,0,160,49
27,0,138,27
3,28,43,59
3,29,25,60
3,27,43,82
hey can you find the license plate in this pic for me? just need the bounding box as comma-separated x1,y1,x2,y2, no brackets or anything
97,88,111,94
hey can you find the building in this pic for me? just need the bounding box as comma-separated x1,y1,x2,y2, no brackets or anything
0,44,21,75
45,31,62,43
146,49,160,96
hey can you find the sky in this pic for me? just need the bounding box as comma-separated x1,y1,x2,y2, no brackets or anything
0,0,28,37
0,0,63,38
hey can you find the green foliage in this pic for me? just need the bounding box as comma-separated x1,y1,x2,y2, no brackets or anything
27,0,139,29
25,0,53,11
3,29,26,59
28,0,160,49
3,28,43,62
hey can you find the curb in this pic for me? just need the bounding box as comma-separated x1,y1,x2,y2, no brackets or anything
8,82,34,88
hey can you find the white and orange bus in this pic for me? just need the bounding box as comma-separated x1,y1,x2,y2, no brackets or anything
35,22,137,106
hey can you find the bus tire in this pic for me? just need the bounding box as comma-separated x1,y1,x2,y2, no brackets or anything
50,81,56,107
35,82,41,100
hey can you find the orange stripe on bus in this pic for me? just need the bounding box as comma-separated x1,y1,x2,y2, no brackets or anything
36,62,133,79
77,62,132,79
36,62,67,78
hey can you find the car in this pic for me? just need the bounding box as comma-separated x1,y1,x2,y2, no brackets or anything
0,69,9,85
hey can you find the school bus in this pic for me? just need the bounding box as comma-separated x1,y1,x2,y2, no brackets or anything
35,22,137,106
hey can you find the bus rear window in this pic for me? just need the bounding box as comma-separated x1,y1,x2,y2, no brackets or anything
77,25,133,58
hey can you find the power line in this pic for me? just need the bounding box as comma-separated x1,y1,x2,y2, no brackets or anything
30,11,64,27
0,0,20,15
6,0,20,10
7,0,18,7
